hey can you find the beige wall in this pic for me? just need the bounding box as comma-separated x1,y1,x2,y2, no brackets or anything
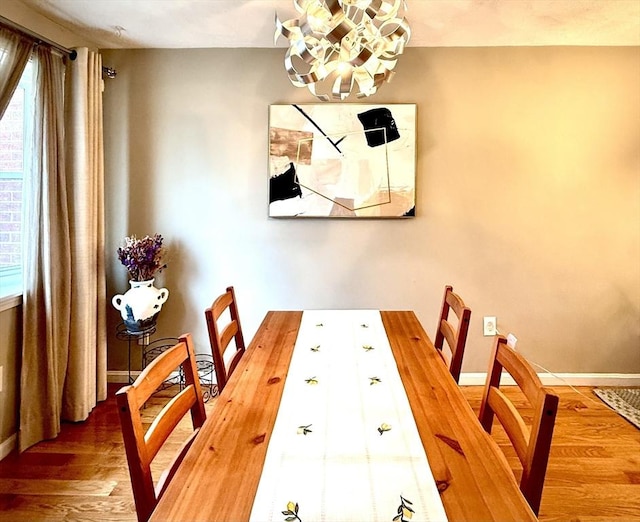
102,46,640,375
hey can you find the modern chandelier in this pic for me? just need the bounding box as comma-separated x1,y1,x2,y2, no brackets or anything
275,0,411,101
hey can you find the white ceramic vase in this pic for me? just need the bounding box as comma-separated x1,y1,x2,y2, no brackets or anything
112,279,169,334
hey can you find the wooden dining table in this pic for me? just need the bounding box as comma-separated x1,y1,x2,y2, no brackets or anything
149,310,537,521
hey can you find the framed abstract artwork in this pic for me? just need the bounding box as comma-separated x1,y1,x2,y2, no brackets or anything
268,104,416,218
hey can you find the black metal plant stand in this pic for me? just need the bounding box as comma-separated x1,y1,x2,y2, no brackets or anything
116,322,157,384
116,322,218,401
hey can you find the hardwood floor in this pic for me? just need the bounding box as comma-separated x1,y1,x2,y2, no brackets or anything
0,384,638,521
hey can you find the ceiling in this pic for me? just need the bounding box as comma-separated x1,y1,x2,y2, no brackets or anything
13,0,640,49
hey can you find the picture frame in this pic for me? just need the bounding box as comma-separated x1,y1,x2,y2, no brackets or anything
268,104,417,218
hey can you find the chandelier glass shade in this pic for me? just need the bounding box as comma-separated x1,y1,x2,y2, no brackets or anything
275,0,411,101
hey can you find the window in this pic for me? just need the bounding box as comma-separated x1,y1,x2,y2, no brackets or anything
0,61,33,305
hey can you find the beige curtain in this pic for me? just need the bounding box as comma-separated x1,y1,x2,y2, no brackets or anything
19,46,107,451
0,26,33,118
62,47,107,419
20,46,72,452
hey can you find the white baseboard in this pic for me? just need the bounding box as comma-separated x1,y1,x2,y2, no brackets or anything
107,370,139,384
107,370,182,384
459,372,640,387
0,433,16,461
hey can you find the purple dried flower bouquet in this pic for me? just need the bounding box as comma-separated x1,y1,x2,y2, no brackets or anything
117,234,167,282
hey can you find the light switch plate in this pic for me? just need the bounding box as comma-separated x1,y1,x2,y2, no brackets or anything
483,316,497,336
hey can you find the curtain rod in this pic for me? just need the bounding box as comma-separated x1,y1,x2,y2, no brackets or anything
0,14,118,78
0,14,77,60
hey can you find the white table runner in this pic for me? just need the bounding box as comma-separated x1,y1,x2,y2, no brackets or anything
250,310,448,522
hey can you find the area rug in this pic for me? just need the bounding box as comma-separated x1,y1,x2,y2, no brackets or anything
594,388,640,429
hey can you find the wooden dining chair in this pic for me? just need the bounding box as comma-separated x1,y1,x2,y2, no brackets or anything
205,285,246,393
433,284,472,383
116,333,206,522
479,335,559,516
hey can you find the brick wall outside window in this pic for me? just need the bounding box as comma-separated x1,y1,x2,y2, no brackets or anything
0,88,24,269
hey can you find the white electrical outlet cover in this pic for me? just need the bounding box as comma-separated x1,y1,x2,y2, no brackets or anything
483,316,497,336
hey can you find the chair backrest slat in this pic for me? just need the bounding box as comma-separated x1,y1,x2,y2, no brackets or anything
212,291,233,318
495,343,545,401
487,386,530,463
439,319,457,356
127,343,189,409
479,335,559,516
219,320,239,351
144,384,201,457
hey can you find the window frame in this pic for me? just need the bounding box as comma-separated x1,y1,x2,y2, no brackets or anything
0,59,34,309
